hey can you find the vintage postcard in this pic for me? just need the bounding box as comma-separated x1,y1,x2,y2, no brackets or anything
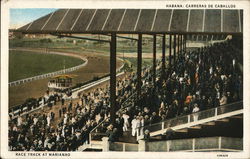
1,0,250,159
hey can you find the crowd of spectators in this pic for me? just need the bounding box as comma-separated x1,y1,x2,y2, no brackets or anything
105,39,243,141
8,39,243,151
8,64,151,151
9,89,72,119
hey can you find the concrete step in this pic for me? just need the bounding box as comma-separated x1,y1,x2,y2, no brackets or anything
78,140,103,151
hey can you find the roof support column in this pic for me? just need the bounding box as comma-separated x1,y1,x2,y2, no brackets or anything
184,35,187,53
173,35,176,67
137,34,142,105
110,33,116,124
177,34,180,59
162,34,166,78
153,34,157,88
169,34,172,71
181,35,183,53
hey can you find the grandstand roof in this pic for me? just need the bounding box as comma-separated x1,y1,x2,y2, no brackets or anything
186,34,228,41
16,9,243,34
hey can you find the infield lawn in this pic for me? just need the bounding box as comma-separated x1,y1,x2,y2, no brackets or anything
9,50,84,82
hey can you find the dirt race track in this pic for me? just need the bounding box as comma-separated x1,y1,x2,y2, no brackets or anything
9,48,123,107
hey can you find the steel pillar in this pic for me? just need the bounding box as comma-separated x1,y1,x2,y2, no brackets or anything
173,35,176,65
181,35,183,53
137,34,142,103
110,33,116,124
162,34,166,77
153,34,156,87
177,35,180,58
184,34,187,53
169,34,172,69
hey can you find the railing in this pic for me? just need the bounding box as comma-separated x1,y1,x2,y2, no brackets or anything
145,137,242,152
86,66,167,147
71,70,125,97
10,98,58,119
9,55,88,87
139,101,243,139
87,78,149,146
120,91,137,109
119,66,159,109
89,117,110,145
9,63,125,119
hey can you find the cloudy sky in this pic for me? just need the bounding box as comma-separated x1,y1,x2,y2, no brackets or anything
10,8,57,29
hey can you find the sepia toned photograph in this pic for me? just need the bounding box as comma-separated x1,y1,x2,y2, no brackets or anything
1,0,250,159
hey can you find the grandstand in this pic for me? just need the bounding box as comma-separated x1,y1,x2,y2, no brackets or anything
9,9,243,152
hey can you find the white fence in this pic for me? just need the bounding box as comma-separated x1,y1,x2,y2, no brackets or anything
10,72,125,119
9,51,88,87
71,60,125,98
9,49,125,118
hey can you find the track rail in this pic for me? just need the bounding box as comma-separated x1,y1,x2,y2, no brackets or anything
9,48,88,87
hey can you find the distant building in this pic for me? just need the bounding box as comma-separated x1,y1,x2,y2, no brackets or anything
9,29,50,39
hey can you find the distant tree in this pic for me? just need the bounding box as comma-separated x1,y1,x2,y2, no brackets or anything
66,39,73,43
40,38,52,43
13,32,24,39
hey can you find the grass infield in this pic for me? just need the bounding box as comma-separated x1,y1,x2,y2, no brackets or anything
9,50,84,82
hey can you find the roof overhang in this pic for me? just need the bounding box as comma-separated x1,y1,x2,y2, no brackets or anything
15,9,243,35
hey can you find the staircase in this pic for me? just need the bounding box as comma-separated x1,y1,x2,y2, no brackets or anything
78,140,103,151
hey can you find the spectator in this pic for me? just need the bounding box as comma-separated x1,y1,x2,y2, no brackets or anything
220,92,228,106
164,127,175,140
192,104,200,121
122,113,130,132
143,129,150,142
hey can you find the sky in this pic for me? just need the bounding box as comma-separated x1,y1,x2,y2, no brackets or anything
10,8,57,29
